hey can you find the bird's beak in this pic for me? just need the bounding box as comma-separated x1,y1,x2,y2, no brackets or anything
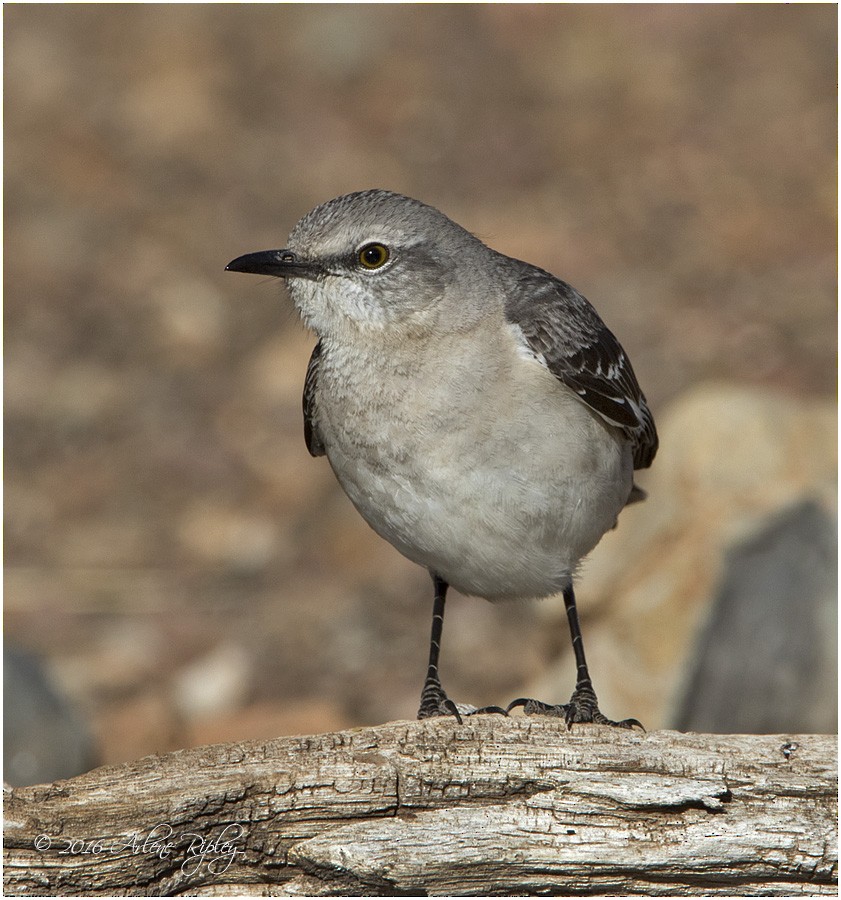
225,249,316,279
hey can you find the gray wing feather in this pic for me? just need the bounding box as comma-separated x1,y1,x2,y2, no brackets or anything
303,341,326,458
504,260,658,470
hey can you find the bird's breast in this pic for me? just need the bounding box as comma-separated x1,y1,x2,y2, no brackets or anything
312,332,632,600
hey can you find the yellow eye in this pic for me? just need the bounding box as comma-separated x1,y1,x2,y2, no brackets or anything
358,243,390,269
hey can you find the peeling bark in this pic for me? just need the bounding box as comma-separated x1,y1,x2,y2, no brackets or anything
4,719,837,896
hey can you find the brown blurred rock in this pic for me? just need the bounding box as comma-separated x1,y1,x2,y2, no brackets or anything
177,500,291,573
172,641,254,721
52,619,165,697
184,699,354,748
96,691,180,766
529,383,836,730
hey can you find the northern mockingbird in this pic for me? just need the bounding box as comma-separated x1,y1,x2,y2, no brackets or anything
227,189,658,727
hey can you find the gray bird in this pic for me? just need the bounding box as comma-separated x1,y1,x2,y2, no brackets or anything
227,189,657,727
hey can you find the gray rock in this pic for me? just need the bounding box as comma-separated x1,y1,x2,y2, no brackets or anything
4,643,97,786
675,499,837,733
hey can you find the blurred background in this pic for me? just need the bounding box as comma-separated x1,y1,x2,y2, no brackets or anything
4,5,836,786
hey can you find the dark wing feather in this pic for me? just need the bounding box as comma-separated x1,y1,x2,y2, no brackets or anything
303,340,326,457
503,260,658,470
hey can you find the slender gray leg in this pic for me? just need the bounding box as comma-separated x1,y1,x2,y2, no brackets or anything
417,574,463,721
417,574,507,722
507,583,643,729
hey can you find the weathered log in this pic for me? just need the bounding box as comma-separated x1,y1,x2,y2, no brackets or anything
3,718,837,896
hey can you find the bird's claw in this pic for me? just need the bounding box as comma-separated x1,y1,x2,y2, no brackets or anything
418,681,508,724
418,691,464,723
506,691,644,731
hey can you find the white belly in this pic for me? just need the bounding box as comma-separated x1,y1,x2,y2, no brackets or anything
315,335,633,601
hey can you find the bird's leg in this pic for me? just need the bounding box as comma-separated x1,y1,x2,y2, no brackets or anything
417,574,464,721
417,574,507,722
507,583,643,730
560,582,642,728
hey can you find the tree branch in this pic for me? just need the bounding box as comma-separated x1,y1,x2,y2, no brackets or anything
4,719,837,895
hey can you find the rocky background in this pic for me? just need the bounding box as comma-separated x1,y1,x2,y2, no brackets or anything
4,5,836,786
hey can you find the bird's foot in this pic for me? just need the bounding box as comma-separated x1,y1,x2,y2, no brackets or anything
417,683,463,723
417,678,507,724
506,682,643,730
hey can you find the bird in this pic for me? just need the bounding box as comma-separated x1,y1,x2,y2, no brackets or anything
226,189,658,728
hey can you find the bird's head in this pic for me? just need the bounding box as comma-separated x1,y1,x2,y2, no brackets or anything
227,190,493,338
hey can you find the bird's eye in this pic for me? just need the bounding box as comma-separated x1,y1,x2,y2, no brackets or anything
358,243,390,270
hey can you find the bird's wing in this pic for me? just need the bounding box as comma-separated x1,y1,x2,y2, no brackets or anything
303,340,326,457
503,261,658,470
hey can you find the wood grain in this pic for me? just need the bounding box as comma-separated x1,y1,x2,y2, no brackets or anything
4,718,837,895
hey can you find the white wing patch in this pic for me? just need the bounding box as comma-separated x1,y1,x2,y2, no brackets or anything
508,322,548,368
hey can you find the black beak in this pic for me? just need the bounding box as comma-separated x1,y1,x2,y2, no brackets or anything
225,249,315,278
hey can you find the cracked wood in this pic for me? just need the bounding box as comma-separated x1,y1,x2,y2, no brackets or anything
3,719,837,896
